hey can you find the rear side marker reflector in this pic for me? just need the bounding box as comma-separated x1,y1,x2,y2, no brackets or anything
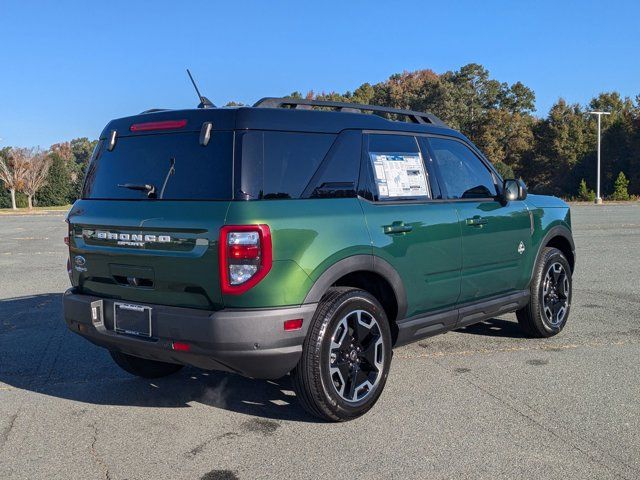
130,119,187,132
284,319,303,331
172,341,190,352
229,244,259,259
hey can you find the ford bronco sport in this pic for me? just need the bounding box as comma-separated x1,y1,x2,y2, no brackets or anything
63,97,575,421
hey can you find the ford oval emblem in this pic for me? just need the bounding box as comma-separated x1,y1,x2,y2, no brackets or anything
74,256,87,272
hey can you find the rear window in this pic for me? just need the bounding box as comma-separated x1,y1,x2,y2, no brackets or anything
82,131,233,200
237,131,336,200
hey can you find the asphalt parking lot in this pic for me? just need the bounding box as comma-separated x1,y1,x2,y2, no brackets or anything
0,204,639,480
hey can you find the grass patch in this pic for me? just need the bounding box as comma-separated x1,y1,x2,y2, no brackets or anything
0,205,71,215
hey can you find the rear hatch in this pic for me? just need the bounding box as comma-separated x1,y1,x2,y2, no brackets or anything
67,113,234,310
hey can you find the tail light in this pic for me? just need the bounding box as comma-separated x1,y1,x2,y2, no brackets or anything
219,225,272,295
67,258,73,281
65,220,72,283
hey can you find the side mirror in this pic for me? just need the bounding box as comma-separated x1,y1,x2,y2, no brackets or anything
502,178,527,202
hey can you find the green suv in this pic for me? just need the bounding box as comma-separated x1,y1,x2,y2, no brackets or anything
63,98,575,421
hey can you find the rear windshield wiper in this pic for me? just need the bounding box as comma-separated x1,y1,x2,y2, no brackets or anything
117,183,156,197
116,158,174,199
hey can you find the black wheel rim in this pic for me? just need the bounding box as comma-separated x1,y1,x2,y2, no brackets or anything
542,262,570,327
328,309,384,403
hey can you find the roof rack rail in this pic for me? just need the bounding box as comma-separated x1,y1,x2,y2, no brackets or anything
252,97,448,127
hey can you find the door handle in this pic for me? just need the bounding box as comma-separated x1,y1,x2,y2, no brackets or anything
383,221,413,234
466,216,488,227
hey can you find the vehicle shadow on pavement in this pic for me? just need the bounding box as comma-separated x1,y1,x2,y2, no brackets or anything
455,317,526,338
0,293,320,423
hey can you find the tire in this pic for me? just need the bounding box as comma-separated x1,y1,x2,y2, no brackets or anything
292,287,392,422
109,351,184,379
517,247,572,338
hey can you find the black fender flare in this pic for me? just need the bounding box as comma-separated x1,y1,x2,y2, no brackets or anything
533,225,576,276
303,254,408,321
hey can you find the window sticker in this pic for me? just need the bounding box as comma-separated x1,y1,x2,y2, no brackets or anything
369,152,430,198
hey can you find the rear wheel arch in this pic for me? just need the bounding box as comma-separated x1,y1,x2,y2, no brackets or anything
303,255,406,340
292,287,393,421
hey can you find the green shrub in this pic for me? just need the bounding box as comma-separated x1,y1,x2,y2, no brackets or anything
0,188,10,208
611,172,630,201
35,153,72,206
0,189,28,208
577,179,595,202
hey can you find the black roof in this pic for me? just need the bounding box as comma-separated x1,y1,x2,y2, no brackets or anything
100,98,464,140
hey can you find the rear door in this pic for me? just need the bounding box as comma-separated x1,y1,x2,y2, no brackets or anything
425,136,531,304
68,128,234,310
359,133,461,319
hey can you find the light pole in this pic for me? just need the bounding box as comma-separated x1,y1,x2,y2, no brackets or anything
588,111,610,204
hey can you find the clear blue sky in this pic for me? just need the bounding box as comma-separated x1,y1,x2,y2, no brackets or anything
1,0,638,148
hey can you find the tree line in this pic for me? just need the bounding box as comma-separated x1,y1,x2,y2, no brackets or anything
289,64,638,200
1,63,637,208
0,138,96,209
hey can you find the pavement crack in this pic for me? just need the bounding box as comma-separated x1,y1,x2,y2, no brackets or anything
1,413,18,451
434,358,637,480
88,422,112,480
40,328,67,387
401,339,635,359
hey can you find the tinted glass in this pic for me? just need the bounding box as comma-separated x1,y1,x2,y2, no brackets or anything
304,130,361,198
428,137,497,199
369,134,419,154
367,134,431,200
82,132,233,200
238,131,336,200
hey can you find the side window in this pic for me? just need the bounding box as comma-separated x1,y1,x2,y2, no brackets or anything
302,130,361,198
427,137,497,199
238,131,336,199
367,134,431,200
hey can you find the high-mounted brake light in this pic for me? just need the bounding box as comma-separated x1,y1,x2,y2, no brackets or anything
129,119,187,132
219,225,272,295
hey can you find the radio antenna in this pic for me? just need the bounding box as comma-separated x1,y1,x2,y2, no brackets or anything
186,69,215,109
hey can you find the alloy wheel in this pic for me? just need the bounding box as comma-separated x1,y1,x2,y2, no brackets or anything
542,262,570,327
328,309,385,403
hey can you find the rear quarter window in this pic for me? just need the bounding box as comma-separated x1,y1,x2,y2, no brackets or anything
237,131,336,200
303,130,362,199
82,131,233,200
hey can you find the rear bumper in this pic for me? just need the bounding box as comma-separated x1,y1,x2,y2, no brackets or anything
62,289,317,379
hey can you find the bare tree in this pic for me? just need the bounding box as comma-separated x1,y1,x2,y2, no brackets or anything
0,148,29,210
22,149,51,209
